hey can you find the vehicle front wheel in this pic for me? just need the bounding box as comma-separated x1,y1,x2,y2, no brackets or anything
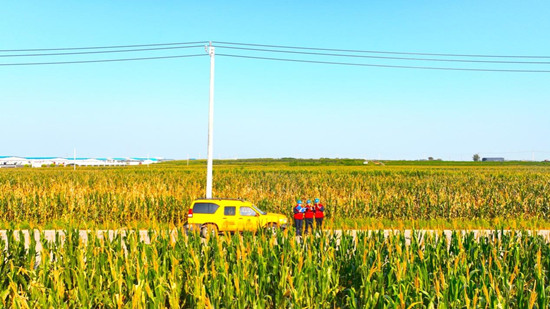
200,224,218,238
265,223,279,234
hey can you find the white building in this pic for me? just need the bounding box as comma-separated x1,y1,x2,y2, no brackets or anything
0,156,161,168
0,156,28,166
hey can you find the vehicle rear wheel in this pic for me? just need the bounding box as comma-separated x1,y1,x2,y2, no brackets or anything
200,224,218,238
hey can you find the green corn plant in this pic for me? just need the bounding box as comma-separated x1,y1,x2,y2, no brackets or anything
1,227,550,307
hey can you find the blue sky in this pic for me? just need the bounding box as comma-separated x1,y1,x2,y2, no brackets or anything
1,1,549,160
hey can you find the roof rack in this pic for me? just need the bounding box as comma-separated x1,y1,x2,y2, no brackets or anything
196,197,244,201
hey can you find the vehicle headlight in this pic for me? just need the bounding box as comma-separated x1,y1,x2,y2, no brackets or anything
279,217,287,223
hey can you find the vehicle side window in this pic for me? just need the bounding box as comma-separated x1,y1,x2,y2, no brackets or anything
224,206,236,216
239,206,257,217
193,203,219,214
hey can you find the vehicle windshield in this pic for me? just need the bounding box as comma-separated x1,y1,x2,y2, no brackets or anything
252,205,267,215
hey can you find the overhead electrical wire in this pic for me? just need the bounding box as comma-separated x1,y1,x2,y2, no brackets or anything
0,41,209,52
479,150,550,154
1,40,550,72
216,53,550,73
214,41,550,59
0,45,205,58
0,54,207,66
215,45,550,65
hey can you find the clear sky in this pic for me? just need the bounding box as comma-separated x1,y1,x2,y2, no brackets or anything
1,1,549,160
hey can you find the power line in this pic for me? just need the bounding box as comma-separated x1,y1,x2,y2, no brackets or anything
0,54,208,66
5,40,550,60
2,41,550,72
215,41,550,59
479,151,550,154
0,41,208,52
0,45,205,58
4,42,548,65
216,45,550,65
217,53,550,73
3,51,549,72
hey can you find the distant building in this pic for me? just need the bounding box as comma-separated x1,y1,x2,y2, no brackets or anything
482,157,504,162
0,156,163,168
0,156,28,166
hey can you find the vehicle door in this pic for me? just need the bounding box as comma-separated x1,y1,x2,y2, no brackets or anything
237,206,260,231
221,206,237,232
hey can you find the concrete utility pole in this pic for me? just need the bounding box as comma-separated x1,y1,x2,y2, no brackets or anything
205,42,215,198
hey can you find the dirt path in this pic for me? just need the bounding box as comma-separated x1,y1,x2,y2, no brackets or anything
3,229,550,249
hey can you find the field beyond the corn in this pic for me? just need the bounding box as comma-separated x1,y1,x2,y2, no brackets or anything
0,159,549,230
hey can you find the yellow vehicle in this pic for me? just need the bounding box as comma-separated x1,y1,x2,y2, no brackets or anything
186,198,288,237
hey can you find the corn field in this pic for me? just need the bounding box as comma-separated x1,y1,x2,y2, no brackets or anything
0,163,549,228
1,229,550,308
